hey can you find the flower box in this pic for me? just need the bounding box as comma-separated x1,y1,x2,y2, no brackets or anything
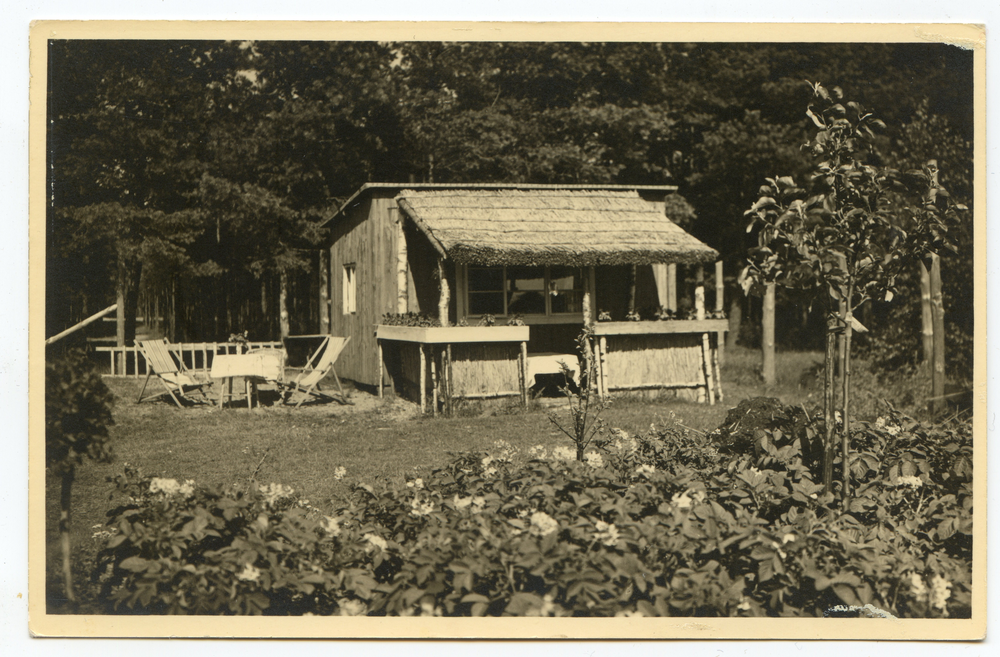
591,319,729,336
375,324,530,344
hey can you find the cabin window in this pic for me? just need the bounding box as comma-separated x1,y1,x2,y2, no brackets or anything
342,263,357,314
465,265,585,318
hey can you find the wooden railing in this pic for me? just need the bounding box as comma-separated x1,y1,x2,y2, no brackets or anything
94,341,284,377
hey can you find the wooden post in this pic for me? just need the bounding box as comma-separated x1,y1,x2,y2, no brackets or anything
431,347,438,417
116,283,126,375
762,282,776,385
696,268,715,405
446,344,454,416
599,336,609,397
437,258,450,328
666,264,677,311
519,341,528,407
377,339,384,399
930,254,945,415
396,217,409,314
920,260,934,365
319,250,330,335
715,260,725,364
712,333,724,403
419,344,426,414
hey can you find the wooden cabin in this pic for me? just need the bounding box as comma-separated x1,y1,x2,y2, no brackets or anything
319,183,725,412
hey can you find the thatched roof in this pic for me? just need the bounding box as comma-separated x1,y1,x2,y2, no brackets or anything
394,188,718,266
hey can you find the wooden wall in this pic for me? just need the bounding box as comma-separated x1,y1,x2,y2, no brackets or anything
328,192,401,386
603,333,705,390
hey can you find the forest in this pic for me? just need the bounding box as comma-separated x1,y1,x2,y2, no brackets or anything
46,40,975,380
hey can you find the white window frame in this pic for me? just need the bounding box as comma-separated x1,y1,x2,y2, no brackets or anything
342,263,357,315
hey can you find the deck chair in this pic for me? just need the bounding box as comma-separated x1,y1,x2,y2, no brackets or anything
278,336,353,407
136,339,214,407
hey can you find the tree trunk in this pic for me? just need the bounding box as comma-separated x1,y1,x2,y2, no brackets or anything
930,254,945,416
278,271,290,340
822,323,836,494
762,282,776,385
59,472,75,604
727,297,742,351
840,279,855,507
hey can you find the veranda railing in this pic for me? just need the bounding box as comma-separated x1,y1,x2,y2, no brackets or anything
94,341,284,377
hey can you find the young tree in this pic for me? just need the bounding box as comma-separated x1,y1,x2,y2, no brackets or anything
741,82,963,503
45,348,114,604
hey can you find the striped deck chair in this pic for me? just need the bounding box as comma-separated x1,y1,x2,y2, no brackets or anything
278,336,353,407
136,339,214,407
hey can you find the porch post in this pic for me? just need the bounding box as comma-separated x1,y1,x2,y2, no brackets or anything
319,250,330,334
715,260,725,364
696,266,715,405
437,258,450,327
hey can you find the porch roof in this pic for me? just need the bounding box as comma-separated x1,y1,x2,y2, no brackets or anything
394,188,718,267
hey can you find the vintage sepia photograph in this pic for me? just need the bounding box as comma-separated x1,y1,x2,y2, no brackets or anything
28,21,986,640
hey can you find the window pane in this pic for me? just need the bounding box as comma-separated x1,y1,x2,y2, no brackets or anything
507,266,546,315
468,266,504,292
549,266,584,314
469,292,504,315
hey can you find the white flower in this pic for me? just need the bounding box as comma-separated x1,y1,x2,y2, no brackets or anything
406,478,424,490
491,440,517,462
419,599,443,617
635,464,656,479
149,477,181,496
481,455,494,469
258,482,294,506
782,533,796,545
875,417,886,430
930,575,952,614
886,425,900,437
528,511,559,537
364,533,388,552
594,520,620,547
337,598,367,616
671,492,693,510
552,446,576,461
236,563,261,582
528,445,548,459
737,597,752,611
909,572,928,600
483,467,498,479
321,516,341,537
896,475,923,489
409,496,436,517
471,496,486,514
178,479,195,498
584,452,605,469
453,495,472,510
333,466,347,481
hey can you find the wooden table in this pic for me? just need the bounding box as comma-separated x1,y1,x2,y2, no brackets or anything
210,352,285,409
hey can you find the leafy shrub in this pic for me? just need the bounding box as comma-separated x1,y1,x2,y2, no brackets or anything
94,413,971,618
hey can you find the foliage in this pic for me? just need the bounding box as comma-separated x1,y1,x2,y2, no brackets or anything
548,329,609,461
46,348,115,478
93,406,971,618
742,81,966,498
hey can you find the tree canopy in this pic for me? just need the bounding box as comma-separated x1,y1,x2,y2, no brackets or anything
46,39,974,367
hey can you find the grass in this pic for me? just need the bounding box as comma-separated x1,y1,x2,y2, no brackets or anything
44,345,940,612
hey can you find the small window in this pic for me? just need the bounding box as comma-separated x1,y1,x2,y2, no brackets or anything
467,266,505,315
343,264,356,315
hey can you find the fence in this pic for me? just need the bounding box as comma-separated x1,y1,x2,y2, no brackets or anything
94,341,284,377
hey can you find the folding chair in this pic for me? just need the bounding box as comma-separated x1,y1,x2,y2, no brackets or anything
137,339,214,407
278,336,353,407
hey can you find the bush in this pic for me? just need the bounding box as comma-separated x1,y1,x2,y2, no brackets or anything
93,413,972,618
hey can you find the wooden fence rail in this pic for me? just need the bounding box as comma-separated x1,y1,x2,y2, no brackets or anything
94,341,284,377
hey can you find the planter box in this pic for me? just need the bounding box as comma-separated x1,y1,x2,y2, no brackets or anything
591,319,729,336
376,324,530,344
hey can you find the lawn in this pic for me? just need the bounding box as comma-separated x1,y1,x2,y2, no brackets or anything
44,345,938,612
